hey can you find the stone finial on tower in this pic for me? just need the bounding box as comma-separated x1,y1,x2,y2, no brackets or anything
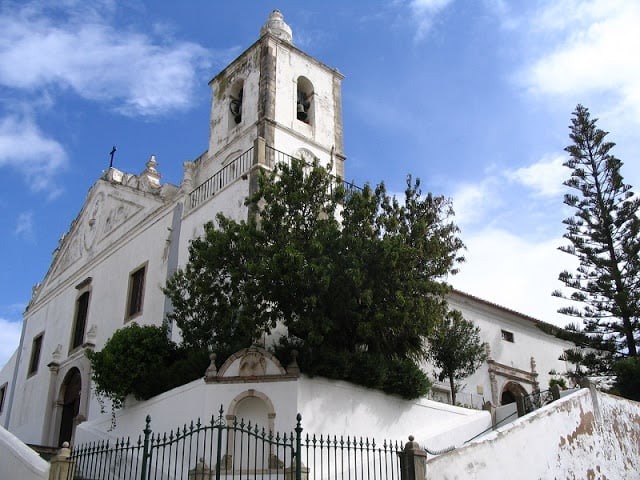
141,154,161,189
260,10,293,43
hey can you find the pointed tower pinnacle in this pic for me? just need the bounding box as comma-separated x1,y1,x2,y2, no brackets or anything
260,10,293,44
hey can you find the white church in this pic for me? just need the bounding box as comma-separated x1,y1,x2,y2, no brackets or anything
0,10,579,460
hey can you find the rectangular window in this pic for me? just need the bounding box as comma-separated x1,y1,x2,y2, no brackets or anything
71,291,90,350
0,382,7,413
501,329,515,343
28,333,43,376
127,264,146,319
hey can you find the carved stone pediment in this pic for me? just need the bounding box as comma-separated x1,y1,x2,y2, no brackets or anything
49,190,145,279
206,346,298,383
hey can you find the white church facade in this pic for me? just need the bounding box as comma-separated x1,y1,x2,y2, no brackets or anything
0,11,576,452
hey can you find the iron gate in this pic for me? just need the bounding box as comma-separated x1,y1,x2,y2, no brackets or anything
68,408,403,480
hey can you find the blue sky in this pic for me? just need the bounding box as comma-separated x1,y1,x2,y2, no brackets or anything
2,0,640,366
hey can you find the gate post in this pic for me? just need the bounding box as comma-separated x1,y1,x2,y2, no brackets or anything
286,413,309,480
140,415,152,480
399,436,427,480
49,442,73,480
295,413,303,480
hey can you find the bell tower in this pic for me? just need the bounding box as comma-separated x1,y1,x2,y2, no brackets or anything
206,10,345,179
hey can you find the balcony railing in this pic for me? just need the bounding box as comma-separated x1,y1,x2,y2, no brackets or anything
189,147,254,209
188,143,360,210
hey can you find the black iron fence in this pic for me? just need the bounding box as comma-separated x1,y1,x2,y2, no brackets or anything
67,408,404,480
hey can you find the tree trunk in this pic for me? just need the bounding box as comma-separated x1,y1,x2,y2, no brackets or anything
449,375,456,405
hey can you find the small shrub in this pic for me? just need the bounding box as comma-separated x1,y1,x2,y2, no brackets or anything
549,377,567,390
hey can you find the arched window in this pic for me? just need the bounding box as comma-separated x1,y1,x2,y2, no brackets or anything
229,79,244,128
296,76,314,125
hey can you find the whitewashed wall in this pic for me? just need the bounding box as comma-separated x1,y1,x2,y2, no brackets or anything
427,388,640,479
0,350,17,427
297,376,491,452
0,425,49,480
76,375,490,453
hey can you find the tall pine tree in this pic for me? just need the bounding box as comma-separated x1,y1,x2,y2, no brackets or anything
554,105,640,358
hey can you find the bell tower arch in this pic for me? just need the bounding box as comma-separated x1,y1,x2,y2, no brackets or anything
206,10,345,183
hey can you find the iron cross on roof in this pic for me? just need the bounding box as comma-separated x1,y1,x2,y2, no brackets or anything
109,146,117,168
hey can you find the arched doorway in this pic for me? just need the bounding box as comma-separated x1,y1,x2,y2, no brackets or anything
226,390,276,472
500,381,527,406
58,368,81,446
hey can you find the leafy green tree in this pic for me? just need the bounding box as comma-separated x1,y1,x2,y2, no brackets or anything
164,216,272,356
553,105,640,359
87,323,177,409
426,310,488,404
611,357,640,401
87,323,210,412
165,159,464,398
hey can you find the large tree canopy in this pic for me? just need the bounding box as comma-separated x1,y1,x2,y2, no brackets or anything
165,159,464,397
553,105,640,359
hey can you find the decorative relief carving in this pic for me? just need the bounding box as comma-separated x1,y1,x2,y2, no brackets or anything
83,192,105,251
207,346,296,383
239,351,267,377
103,206,127,234
100,196,144,240
57,233,83,273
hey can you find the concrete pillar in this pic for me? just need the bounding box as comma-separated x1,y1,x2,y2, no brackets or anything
43,360,60,446
516,395,526,417
254,137,267,166
399,436,427,480
551,383,561,401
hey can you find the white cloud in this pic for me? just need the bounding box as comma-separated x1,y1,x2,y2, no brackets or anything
0,2,211,116
451,227,575,327
450,179,503,228
0,115,67,194
505,154,566,197
407,0,455,40
0,317,21,368
482,0,520,30
14,211,34,239
518,0,640,122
